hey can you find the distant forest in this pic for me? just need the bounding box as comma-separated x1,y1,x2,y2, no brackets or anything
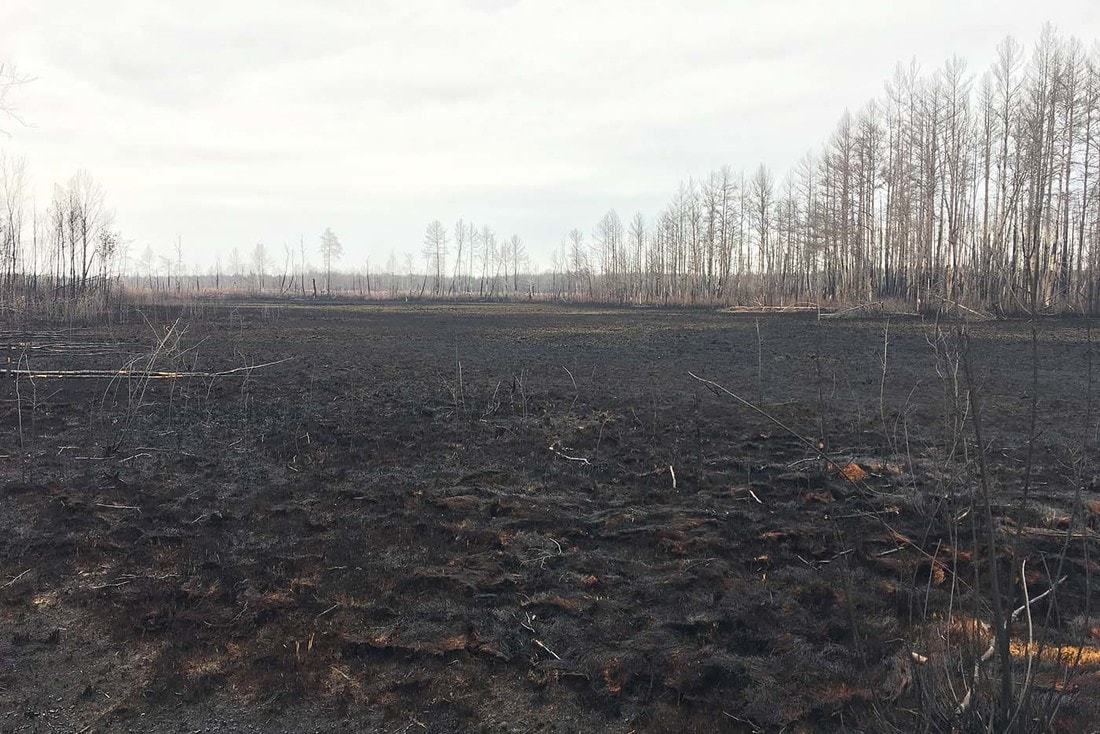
3,27,1100,316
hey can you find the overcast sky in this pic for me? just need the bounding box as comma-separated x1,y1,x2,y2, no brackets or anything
2,0,1099,269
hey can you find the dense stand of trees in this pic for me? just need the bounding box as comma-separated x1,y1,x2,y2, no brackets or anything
419,219,529,297
0,159,124,316
539,29,1100,313
1,64,126,317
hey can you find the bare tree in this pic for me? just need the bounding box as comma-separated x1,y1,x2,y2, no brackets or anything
319,227,343,295
422,220,447,295
452,219,466,294
0,63,30,134
509,234,525,292
252,242,268,293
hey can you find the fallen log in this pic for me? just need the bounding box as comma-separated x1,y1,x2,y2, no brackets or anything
0,356,296,379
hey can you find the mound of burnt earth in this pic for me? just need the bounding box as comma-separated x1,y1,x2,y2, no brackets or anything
1,304,1097,732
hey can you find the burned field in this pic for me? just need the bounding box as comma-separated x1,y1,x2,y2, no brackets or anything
1,303,1098,732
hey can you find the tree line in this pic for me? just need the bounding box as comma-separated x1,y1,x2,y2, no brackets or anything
4,28,1099,315
124,220,531,301
539,28,1100,313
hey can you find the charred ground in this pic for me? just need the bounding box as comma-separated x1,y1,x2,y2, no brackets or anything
1,303,1097,732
